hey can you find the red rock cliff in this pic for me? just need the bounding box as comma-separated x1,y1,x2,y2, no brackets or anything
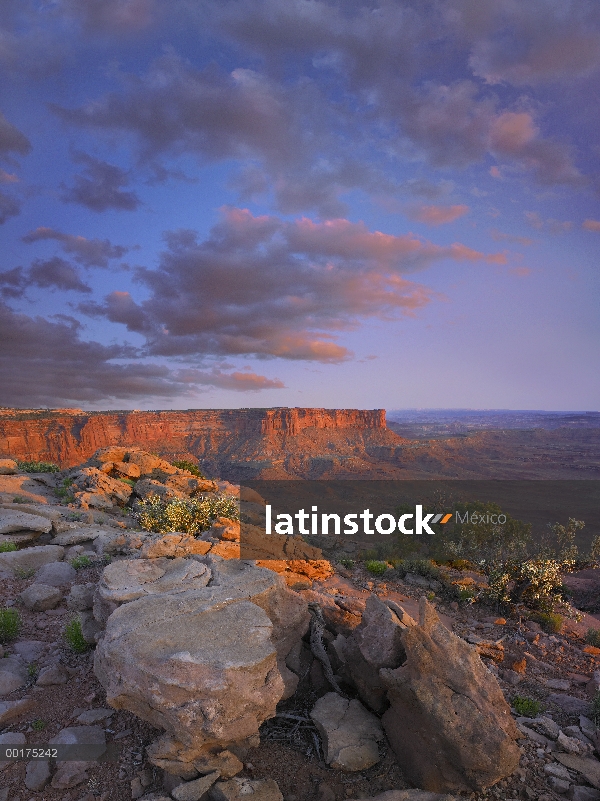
0,407,398,478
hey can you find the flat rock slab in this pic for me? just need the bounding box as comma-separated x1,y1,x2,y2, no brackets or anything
548,694,591,717
0,509,53,534
555,754,600,789
97,557,211,605
13,640,48,661
0,657,27,695
0,544,64,576
34,560,77,586
51,527,109,546
310,692,384,771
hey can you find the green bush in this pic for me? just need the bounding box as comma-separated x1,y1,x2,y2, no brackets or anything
64,618,89,653
530,611,563,634
339,558,355,569
512,696,543,718
17,461,60,473
118,477,136,487
0,608,21,642
0,542,17,553
586,629,600,648
70,555,92,569
31,719,46,731
12,496,27,504
171,460,206,478
365,560,388,576
132,493,239,536
14,566,35,579
401,558,441,580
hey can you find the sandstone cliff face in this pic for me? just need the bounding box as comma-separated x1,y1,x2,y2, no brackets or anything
0,408,400,479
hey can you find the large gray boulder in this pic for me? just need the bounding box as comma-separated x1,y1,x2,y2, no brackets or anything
19,583,63,611
344,595,413,713
380,598,520,793
94,560,309,774
34,560,77,587
0,657,27,696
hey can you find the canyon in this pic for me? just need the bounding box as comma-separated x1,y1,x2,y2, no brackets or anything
0,407,599,482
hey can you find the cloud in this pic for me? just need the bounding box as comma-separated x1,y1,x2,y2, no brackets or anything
524,211,572,233
0,302,283,406
61,152,140,212
28,257,92,293
406,204,469,226
490,229,534,247
467,1,600,86
0,111,31,159
22,227,129,267
0,266,26,299
0,190,20,224
62,0,157,35
583,219,600,231
80,207,505,363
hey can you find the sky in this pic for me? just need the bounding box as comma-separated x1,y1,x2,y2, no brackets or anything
0,0,599,412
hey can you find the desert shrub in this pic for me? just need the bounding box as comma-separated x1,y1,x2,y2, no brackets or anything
133,493,239,536
339,558,355,569
118,477,136,487
512,696,543,717
12,496,27,503
171,460,206,478
0,608,21,642
457,586,478,602
64,618,89,653
13,566,35,579
17,460,60,473
0,542,17,553
364,560,387,576
70,555,92,569
530,611,563,634
31,719,46,731
484,557,565,612
401,558,441,580
585,629,600,648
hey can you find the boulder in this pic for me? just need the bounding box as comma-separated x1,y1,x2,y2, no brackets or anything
34,560,77,587
133,478,173,500
0,459,18,475
0,509,52,534
66,582,96,611
0,544,64,577
380,597,520,793
172,771,220,801
345,793,456,801
344,596,412,713
25,759,51,791
36,663,69,686
20,583,63,611
95,560,308,770
69,467,133,508
310,693,384,771
548,694,592,717
113,461,141,479
0,657,27,696
209,778,283,801
50,526,107,546
0,697,35,725
0,732,26,771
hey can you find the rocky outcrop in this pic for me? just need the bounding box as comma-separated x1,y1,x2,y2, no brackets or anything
310,692,384,771
94,559,309,775
380,597,520,793
0,408,399,479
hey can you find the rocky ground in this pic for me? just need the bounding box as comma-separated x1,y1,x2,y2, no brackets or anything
0,452,599,801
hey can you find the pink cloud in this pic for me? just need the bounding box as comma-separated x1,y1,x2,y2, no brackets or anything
406,204,469,226
583,219,600,231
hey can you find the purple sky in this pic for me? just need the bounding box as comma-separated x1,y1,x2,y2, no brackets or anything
0,0,599,411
